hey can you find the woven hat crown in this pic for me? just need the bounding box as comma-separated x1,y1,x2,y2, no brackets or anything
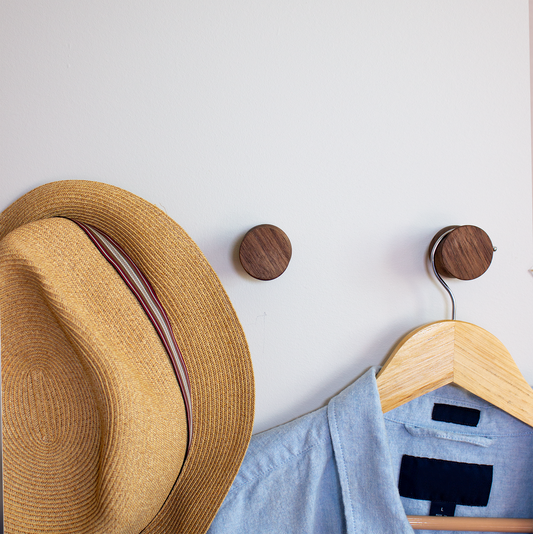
0,181,254,534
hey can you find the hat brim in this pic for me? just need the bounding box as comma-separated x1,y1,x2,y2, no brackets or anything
0,180,255,534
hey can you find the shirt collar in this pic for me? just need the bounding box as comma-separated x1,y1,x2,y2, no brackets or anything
327,367,415,534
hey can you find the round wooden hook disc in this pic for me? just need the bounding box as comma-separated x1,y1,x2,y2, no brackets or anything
239,224,292,280
432,225,493,280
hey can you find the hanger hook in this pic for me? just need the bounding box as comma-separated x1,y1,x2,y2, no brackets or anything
429,228,456,320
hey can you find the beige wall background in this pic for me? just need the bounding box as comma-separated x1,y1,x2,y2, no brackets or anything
1,0,532,433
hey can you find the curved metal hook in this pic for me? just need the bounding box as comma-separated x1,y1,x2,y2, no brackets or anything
429,228,456,320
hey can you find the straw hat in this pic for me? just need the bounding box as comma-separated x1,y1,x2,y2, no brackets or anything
0,181,254,534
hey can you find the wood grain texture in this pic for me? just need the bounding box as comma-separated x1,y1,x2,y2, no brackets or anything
433,225,493,280
239,224,292,280
408,515,533,532
376,320,533,428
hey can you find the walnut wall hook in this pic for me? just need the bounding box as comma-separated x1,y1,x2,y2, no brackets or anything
430,225,494,281
239,224,292,280
429,225,495,321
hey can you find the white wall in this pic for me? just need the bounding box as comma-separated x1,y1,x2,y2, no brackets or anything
1,0,532,433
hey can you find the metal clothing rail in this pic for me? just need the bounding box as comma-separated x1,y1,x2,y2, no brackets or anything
408,515,533,532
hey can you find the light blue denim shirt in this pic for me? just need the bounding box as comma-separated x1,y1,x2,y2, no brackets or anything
208,367,533,533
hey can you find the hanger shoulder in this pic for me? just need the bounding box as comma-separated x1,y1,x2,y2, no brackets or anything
453,321,533,428
377,320,533,427
376,321,456,413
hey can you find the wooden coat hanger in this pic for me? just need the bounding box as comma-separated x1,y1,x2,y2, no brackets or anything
376,226,533,532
